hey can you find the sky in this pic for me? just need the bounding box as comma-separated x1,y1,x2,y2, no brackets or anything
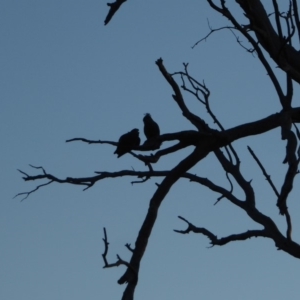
1,1,300,299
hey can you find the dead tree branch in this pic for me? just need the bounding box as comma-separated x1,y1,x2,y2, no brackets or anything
277,128,299,215
102,228,137,280
175,216,270,247
234,0,300,86
247,146,279,197
104,0,127,25
292,0,300,42
156,58,214,133
117,146,208,300
192,19,236,49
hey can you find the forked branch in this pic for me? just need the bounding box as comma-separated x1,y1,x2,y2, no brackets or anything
102,228,137,278
175,216,270,246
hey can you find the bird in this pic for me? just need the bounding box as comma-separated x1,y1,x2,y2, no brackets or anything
114,129,140,158
143,113,160,140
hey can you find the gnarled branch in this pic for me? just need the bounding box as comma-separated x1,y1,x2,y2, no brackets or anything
175,216,270,246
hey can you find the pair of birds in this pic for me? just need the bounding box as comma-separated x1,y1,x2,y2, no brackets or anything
114,114,160,157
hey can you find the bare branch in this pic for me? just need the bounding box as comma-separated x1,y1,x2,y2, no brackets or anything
66,137,117,146
125,243,134,253
102,227,110,266
15,163,245,210
15,108,300,200
192,19,236,48
14,178,54,201
206,0,223,14
293,123,300,139
187,171,243,206
277,129,299,215
135,141,196,165
207,0,293,108
174,64,241,166
236,0,300,86
101,227,137,281
192,18,255,54
155,58,214,133
272,0,283,40
292,0,300,43
117,146,207,298
104,0,127,26
174,216,270,246
179,175,300,259
247,146,279,197
214,171,234,205
214,149,255,206
285,210,293,241
130,162,153,184
67,131,204,152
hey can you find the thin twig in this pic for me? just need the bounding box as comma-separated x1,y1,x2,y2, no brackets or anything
247,146,279,197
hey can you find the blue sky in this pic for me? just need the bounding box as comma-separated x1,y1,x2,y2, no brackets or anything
1,1,300,299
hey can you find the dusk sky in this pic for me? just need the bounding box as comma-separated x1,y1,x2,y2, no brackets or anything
1,1,300,299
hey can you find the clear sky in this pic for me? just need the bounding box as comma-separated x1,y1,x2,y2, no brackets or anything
1,1,300,299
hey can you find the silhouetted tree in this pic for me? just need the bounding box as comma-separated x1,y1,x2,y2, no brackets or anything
16,1,300,299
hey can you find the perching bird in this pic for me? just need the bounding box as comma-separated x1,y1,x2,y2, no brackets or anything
114,128,140,158
104,0,127,26
143,113,160,140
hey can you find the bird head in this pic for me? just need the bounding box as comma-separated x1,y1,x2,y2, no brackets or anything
143,113,151,121
131,128,139,134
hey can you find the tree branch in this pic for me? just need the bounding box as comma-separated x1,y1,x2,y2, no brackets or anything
156,58,214,133
66,137,117,146
277,129,299,215
216,0,287,108
215,149,255,205
236,0,300,86
292,0,300,43
101,228,137,280
272,0,283,40
118,146,209,300
104,0,127,25
16,108,300,201
174,216,270,246
247,146,279,197
192,19,236,49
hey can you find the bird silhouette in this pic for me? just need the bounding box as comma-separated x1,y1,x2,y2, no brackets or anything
114,128,140,158
143,113,160,140
104,0,127,26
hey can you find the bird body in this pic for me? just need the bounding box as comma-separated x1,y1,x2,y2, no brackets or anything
143,114,160,140
114,129,140,157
